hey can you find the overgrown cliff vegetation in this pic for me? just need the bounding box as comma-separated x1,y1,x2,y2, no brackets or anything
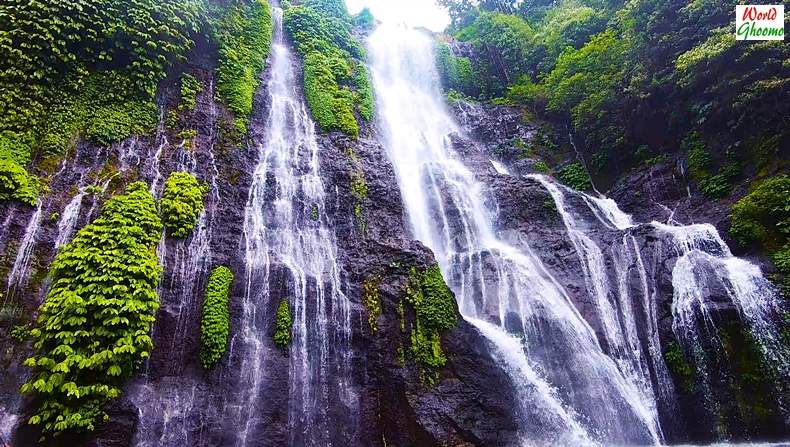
21,182,162,436
284,0,374,138
0,0,272,206
436,0,789,281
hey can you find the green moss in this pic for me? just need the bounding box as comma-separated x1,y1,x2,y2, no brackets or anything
273,299,292,350
212,0,274,134
403,265,458,384
664,340,695,393
84,100,158,147
558,162,592,191
160,172,206,238
21,182,162,436
179,74,203,112
363,275,381,332
200,266,234,369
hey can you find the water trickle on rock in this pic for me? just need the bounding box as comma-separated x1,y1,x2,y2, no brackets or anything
227,8,357,446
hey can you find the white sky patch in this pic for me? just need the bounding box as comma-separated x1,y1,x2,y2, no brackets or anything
345,0,450,32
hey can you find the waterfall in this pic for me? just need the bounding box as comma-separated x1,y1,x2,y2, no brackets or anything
368,23,662,445
655,222,789,418
130,79,222,445
4,201,43,307
227,8,357,446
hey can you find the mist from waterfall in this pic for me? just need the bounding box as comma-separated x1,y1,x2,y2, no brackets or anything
368,23,663,445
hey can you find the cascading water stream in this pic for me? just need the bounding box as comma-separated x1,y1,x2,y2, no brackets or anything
368,23,662,445
225,8,357,446
4,201,43,307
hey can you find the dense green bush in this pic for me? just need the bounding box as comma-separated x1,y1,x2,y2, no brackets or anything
283,0,372,137
212,0,273,134
200,266,234,369
436,42,477,97
403,265,458,384
0,132,39,204
21,182,162,436
558,162,592,191
730,175,790,270
273,300,292,349
160,172,206,238
179,74,203,112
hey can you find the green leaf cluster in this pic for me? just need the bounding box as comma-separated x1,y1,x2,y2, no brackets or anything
200,266,234,369
362,275,381,332
402,265,458,384
160,171,206,239
664,340,694,393
0,132,39,205
273,299,292,350
558,162,591,191
435,42,477,98
283,0,372,138
730,175,790,274
179,74,203,113
211,0,273,135
20,182,162,436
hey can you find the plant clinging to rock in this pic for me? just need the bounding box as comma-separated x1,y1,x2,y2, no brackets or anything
200,266,234,369
160,171,206,238
273,299,293,349
21,182,162,436
402,264,458,384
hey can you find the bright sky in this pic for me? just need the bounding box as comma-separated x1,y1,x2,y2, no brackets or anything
345,0,450,32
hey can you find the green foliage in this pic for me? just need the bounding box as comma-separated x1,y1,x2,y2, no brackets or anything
363,275,381,332
283,0,372,137
273,300,292,349
456,12,534,96
200,266,233,369
179,74,203,112
212,0,273,135
403,265,458,384
0,150,40,205
160,172,206,238
730,175,790,263
436,42,477,97
664,340,695,393
21,182,162,436
533,160,551,173
558,162,591,191
443,0,789,195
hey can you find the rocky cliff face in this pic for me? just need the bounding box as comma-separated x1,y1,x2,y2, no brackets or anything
0,27,787,447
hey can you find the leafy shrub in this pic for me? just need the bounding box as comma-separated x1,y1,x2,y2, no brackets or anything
160,172,206,238
179,74,203,112
403,265,457,383
0,159,39,205
558,162,592,191
730,175,790,257
200,266,234,369
21,182,162,436
212,0,273,134
436,42,477,97
273,300,292,349
283,0,371,137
